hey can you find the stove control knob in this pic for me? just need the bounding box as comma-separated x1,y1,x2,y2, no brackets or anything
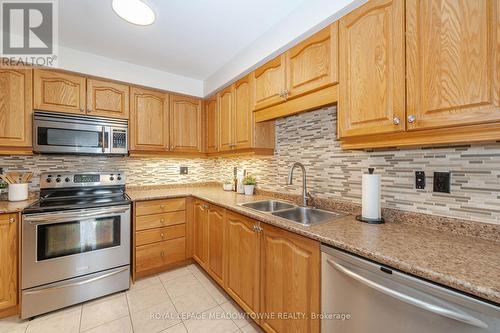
65,177,71,182
117,176,122,181
46,178,52,183
56,177,61,183
109,176,115,181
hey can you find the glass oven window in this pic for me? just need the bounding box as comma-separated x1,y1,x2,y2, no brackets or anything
37,216,120,261
37,127,108,148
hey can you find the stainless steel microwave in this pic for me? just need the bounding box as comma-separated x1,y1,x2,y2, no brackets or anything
33,111,128,155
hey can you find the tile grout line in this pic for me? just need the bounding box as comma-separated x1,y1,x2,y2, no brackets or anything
124,285,136,333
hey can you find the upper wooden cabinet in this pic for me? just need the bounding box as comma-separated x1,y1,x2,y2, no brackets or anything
170,95,202,153
338,0,405,138
405,0,500,130
224,211,261,316
130,87,169,151
34,69,86,115
253,55,287,111
87,79,129,119
260,223,320,333
233,76,253,149
286,22,339,98
218,86,234,152
0,214,18,315
0,69,32,150
205,97,218,153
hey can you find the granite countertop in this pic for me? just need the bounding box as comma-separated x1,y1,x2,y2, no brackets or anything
0,198,36,214
127,186,500,305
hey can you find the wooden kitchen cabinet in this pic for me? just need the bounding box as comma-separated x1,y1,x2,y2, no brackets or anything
207,205,225,285
405,0,500,130
338,0,405,138
170,94,202,153
233,76,253,149
86,78,129,119
133,198,187,280
260,223,320,333
34,69,86,115
218,86,233,151
0,68,32,153
205,96,218,153
224,211,261,316
193,199,209,267
0,214,18,317
129,87,169,152
286,23,338,99
252,54,287,111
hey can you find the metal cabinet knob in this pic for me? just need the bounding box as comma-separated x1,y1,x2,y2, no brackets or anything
393,117,400,125
160,218,165,223
408,115,416,123
87,108,92,113
160,251,165,257
80,108,85,113
9,217,15,224
160,233,165,238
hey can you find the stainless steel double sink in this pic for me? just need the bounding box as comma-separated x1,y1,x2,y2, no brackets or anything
239,200,344,226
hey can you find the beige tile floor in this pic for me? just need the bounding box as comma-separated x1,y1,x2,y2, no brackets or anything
0,264,264,333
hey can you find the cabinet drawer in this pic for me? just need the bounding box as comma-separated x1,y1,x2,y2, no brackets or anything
136,211,185,231
135,198,186,216
135,238,186,273
136,224,185,246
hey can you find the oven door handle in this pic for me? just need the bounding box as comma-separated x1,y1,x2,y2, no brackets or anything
22,267,128,295
24,206,130,224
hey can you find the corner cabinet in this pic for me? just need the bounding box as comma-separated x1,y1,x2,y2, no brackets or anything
169,95,202,153
0,68,32,153
33,69,87,115
338,0,405,138
129,87,169,152
205,97,219,153
86,78,129,119
0,214,18,317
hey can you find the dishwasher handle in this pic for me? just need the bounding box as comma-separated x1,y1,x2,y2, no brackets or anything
327,259,488,329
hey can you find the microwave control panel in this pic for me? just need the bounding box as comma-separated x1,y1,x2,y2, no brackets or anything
112,130,127,149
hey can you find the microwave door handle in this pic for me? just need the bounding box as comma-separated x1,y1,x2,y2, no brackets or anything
327,259,488,329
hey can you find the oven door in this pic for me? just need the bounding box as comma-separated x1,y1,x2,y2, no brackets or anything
34,119,111,154
22,205,130,289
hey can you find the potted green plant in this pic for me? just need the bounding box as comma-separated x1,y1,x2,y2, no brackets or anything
242,175,256,195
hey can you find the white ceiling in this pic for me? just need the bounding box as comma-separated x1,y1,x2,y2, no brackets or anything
59,0,306,80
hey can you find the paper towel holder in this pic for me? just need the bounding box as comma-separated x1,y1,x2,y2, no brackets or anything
357,167,385,224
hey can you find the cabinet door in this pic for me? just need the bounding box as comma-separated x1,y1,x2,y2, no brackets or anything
0,69,32,148
33,69,86,114
205,97,218,153
260,224,320,333
286,22,338,98
233,76,253,149
193,200,208,267
0,214,17,312
218,86,233,151
406,0,500,130
253,55,286,111
170,95,202,153
87,79,129,119
129,87,169,151
224,211,260,315
338,0,405,138
207,205,225,285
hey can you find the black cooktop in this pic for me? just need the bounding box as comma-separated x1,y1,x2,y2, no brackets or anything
24,186,131,214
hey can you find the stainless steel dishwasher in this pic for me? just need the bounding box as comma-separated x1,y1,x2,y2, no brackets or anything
321,245,500,333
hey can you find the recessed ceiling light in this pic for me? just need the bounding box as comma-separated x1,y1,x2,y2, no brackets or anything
112,0,156,26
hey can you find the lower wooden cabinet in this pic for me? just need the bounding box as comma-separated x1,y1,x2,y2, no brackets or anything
260,223,320,333
133,198,187,280
0,214,18,317
224,211,261,315
193,199,209,266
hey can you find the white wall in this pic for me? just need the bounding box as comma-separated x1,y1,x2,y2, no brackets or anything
203,0,367,96
58,46,204,97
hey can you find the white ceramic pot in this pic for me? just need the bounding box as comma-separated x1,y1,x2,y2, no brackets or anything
244,185,255,196
8,183,28,202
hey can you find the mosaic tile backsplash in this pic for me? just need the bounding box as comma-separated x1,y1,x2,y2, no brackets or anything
1,106,499,225
214,106,500,225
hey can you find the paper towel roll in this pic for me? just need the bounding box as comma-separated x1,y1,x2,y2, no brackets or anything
362,172,381,220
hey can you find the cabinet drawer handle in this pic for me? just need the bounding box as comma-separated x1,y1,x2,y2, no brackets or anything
408,115,416,123
160,233,165,239
80,108,85,113
160,251,165,257
160,205,166,209
9,217,15,224
87,108,92,113
393,117,400,125
160,218,165,223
